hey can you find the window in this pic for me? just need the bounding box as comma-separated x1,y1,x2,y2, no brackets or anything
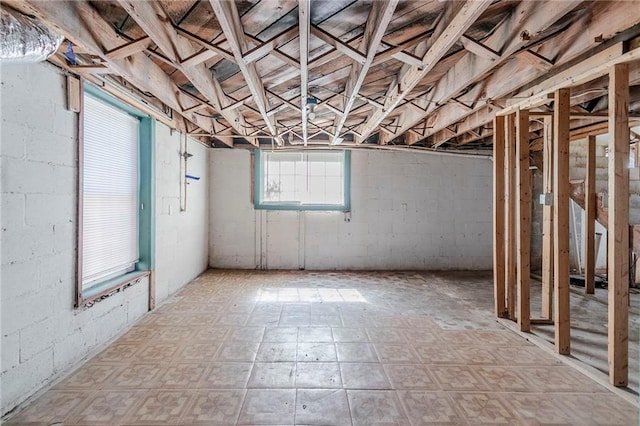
78,84,154,306
254,150,350,211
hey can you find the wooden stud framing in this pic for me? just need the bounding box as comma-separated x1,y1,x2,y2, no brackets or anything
541,116,554,319
493,115,506,317
607,63,629,387
584,135,597,294
553,88,571,355
505,113,517,320
516,109,531,332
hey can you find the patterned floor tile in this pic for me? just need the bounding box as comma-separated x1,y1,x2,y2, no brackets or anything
237,389,296,425
6,390,89,424
397,390,466,425
347,390,409,425
296,389,351,425
475,366,530,392
67,390,143,424
153,363,207,388
297,342,338,362
201,362,253,388
374,344,421,363
414,343,465,364
430,365,489,391
455,346,502,365
180,389,245,425
215,341,260,362
256,342,297,362
452,392,518,424
336,342,379,362
248,362,296,388
340,363,391,390
106,363,164,389
175,342,221,362
296,362,342,388
263,326,298,342
384,364,439,390
299,327,334,342
228,326,266,342
53,362,121,390
125,389,193,424
332,327,370,342
366,328,407,343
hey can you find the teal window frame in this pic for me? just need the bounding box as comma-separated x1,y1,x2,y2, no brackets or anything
77,83,155,306
254,149,351,211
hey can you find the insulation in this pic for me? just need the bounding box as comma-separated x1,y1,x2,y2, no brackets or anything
0,7,63,64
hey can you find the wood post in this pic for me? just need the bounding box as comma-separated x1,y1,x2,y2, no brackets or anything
541,116,554,319
553,88,571,355
516,109,531,331
585,135,597,294
607,63,629,387
493,115,507,317
505,114,517,320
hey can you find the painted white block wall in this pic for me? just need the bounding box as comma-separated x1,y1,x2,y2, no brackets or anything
0,63,209,416
209,149,492,270
154,123,209,301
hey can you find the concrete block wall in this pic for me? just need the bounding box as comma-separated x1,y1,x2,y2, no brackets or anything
0,63,208,416
154,123,209,301
209,149,493,270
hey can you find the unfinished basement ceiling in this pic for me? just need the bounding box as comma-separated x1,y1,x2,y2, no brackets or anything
7,0,640,149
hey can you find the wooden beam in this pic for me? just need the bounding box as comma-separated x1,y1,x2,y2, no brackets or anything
608,63,629,387
541,116,554,320
180,49,218,68
310,25,367,65
381,0,581,142
505,114,517,320
553,88,571,355
117,0,251,146
460,34,500,61
519,49,554,71
585,135,597,294
210,0,283,145
105,36,151,59
174,26,236,63
493,115,507,318
331,0,399,144
6,0,227,144
356,0,492,141
299,0,310,145
516,109,531,332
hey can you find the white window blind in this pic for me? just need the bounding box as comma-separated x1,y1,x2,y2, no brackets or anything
82,94,139,289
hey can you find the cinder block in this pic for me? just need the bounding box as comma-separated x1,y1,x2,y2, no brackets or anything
20,318,58,363
1,332,20,373
0,347,54,415
25,193,75,227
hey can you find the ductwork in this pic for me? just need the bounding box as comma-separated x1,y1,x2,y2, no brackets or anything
0,7,63,64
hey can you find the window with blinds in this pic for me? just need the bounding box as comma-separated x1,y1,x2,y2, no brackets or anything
255,150,350,211
82,94,139,290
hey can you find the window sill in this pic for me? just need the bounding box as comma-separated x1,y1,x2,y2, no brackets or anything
255,203,350,212
77,270,150,307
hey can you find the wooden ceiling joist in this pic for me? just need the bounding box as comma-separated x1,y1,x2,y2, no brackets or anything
209,0,284,146
397,0,582,145
356,0,493,142
299,0,311,145
116,0,254,146
331,0,399,144
5,0,232,146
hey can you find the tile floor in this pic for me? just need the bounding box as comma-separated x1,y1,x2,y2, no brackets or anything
4,270,639,425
